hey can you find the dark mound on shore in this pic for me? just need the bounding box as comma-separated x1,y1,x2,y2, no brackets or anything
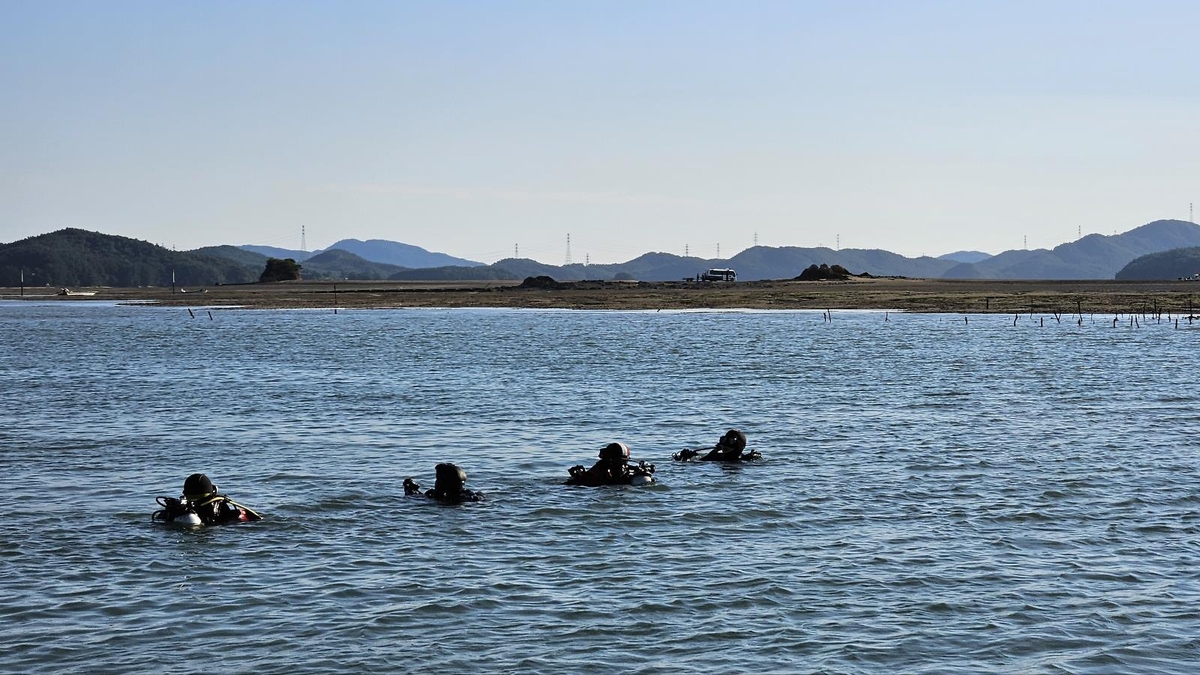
518,275,567,290
796,264,859,281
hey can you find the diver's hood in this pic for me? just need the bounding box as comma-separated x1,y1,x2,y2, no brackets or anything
599,442,631,461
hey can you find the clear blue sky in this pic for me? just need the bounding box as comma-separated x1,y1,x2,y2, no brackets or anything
3,1,1198,263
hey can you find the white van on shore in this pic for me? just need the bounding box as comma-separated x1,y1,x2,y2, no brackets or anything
700,268,737,281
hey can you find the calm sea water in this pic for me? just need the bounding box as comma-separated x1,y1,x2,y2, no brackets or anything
1,302,1198,674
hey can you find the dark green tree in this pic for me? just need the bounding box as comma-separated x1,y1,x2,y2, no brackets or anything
260,258,302,282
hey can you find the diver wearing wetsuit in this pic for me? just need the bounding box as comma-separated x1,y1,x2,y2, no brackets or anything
673,429,760,462
566,442,656,486
152,473,262,525
404,463,484,503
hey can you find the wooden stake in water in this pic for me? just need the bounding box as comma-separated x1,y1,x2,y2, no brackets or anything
187,308,194,319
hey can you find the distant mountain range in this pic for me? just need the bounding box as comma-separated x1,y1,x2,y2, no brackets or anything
301,249,407,280
4,219,1200,287
368,219,1198,282
938,250,993,264
240,238,481,268
939,220,1200,280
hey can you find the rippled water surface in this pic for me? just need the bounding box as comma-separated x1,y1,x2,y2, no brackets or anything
2,302,1199,674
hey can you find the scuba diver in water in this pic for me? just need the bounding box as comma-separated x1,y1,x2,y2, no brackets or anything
404,463,484,503
151,473,262,525
673,429,761,462
566,442,656,486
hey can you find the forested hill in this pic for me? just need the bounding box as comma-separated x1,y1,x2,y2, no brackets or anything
0,229,260,287
1116,247,1200,280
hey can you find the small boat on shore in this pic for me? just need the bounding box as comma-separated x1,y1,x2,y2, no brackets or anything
57,288,96,296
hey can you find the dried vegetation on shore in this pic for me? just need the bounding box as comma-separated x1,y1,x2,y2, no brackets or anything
13,277,1200,316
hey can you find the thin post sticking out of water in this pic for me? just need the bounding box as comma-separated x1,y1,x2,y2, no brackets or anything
1014,314,1019,327
964,316,968,325
1040,317,1044,327
19,269,24,297
884,311,889,322
187,308,194,319
207,311,213,321
1112,317,1118,328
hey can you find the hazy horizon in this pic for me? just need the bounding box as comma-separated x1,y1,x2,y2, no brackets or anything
4,2,1198,264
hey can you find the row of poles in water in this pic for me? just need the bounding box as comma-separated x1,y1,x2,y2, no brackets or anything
819,298,1198,329
178,306,1196,325
178,294,1197,327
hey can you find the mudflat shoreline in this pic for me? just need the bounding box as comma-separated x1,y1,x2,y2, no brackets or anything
6,278,1200,314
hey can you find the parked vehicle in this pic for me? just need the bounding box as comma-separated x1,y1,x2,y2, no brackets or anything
700,268,737,282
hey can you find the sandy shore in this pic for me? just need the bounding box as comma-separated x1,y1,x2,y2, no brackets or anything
6,278,1200,314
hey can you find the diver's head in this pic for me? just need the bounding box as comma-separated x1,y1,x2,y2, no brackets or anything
183,473,216,499
434,463,467,493
719,429,747,452
599,442,631,463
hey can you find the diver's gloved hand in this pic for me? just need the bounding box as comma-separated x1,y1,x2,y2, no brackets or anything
568,465,586,477
672,448,700,461
403,478,421,496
